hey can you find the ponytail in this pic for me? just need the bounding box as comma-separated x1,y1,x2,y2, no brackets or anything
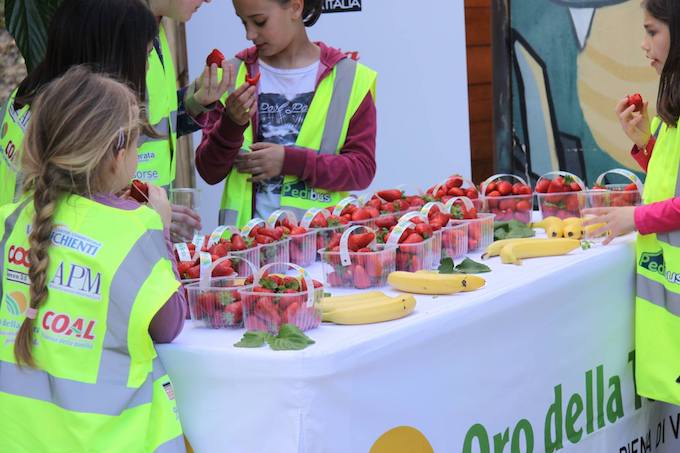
14,168,66,367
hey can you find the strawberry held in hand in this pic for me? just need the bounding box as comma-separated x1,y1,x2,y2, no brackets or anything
206,48,224,67
627,93,643,113
129,179,149,203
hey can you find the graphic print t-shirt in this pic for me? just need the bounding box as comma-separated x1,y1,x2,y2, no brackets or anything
254,59,319,220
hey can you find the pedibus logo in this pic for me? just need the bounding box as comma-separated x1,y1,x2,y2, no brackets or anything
5,291,27,317
322,0,361,13
282,179,332,203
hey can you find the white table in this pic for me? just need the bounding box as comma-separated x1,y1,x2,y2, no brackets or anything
158,236,680,452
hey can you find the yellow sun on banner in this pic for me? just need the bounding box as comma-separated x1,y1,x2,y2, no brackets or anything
370,426,433,453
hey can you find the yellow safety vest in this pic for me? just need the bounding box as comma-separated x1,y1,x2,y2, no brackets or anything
137,24,178,188
0,89,30,206
218,57,377,227
0,195,184,452
635,117,680,405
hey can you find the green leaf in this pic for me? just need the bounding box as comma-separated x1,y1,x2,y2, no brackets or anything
234,330,272,348
267,324,315,351
455,257,491,274
494,220,534,241
580,240,592,250
5,0,61,71
438,257,462,274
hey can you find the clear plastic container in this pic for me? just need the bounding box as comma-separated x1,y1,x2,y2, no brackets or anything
587,168,643,208
440,222,469,259
429,177,483,211
240,263,323,334
258,238,290,274
186,277,249,329
228,246,260,278
449,213,495,252
314,225,348,256
535,171,587,220
395,236,439,272
480,174,533,223
319,244,396,289
288,230,317,267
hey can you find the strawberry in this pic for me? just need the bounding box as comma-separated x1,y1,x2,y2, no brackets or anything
447,187,465,197
414,223,433,239
223,301,243,325
310,212,328,228
497,181,513,196
352,265,371,289
374,215,397,229
376,189,403,202
206,48,225,67
211,242,230,257
446,176,464,188
351,208,373,221
627,93,643,112
535,179,550,193
485,182,497,195
569,181,582,192
487,190,501,197
129,179,149,203
516,200,531,212
548,179,565,193
466,188,479,199
290,226,307,235
246,72,261,86
231,234,247,251
186,265,200,280
212,260,234,277
403,233,424,244
348,232,375,251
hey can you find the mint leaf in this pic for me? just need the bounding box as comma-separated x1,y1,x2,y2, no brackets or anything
455,257,491,274
438,257,462,274
234,330,272,348
267,324,315,351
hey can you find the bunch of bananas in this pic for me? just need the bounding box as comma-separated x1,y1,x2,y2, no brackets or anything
482,237,581,265
320,292,416,325
531,216,607,240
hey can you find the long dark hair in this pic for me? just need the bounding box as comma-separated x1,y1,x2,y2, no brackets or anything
15,0,157,108
644,0,680,126
276,0,323,27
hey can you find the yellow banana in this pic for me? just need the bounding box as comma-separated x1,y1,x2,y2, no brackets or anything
562,217,582,227
584,222,608,238
388,271,485,295
500,238,581,265
531,216,561,230
563,222,584,239
320,291,386,304
322,294,416,325
482,238,552,259
319,292,392,313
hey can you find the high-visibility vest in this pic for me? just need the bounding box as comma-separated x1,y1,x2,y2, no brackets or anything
218,57,377,227
0,88,30,206
0,195,185,452
137,24,178,189
635,117,680,405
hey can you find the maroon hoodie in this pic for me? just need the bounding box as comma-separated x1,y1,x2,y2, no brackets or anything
195,42,377,205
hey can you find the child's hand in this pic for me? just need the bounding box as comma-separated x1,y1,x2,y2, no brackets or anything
582,206,637,245
193,60,235,107
146,184,172,227
615,98,651,149
234,143,285,183
225,83,257,126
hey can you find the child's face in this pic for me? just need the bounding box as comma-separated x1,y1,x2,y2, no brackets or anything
641,10,670,75
164,0,211,22
233,0,303,57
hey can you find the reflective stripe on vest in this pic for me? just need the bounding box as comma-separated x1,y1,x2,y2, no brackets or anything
218,58,376,227
0,89,30,206
137,24,178,187
635,118,680,405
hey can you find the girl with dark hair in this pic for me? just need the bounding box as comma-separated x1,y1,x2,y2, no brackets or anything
194,0,378,227
584,0,680,406
0,0,158,206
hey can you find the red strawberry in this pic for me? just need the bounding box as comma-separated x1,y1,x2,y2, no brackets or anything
310,213,328,228
231,234,247,251
212,260,234,277
352,265,371,289
536,179,550,193
224,301,243,325
446,176,463,188
569,181,582,192
627,93,643,112
246,72,261,86
351,208,373,221
403,233,424,244
376,189,403,202
206,48,225,67
348,232,375,251
497,181,513,196
414,223,433,239
515,200,531,212
129,179,149,203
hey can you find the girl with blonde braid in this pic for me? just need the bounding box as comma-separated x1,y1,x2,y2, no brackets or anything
0,66,187,452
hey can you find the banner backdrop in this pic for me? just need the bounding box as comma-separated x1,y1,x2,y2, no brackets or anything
185,0,471,231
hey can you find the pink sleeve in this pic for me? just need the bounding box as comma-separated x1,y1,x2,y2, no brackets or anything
630,137,655,172
280,92,377,191
194,104,249,185
634,199,680,235
149,227,187,343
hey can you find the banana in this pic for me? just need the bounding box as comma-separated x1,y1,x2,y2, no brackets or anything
562,217,582,227
500,238,581,265
584,222,608,238
531,216,561,230
319,292,391,313
388,271,486,295
322,294,416,325
483,238,553,259
563,221,584,239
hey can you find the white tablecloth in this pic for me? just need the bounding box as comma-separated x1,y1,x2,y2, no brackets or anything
158,236,680,452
